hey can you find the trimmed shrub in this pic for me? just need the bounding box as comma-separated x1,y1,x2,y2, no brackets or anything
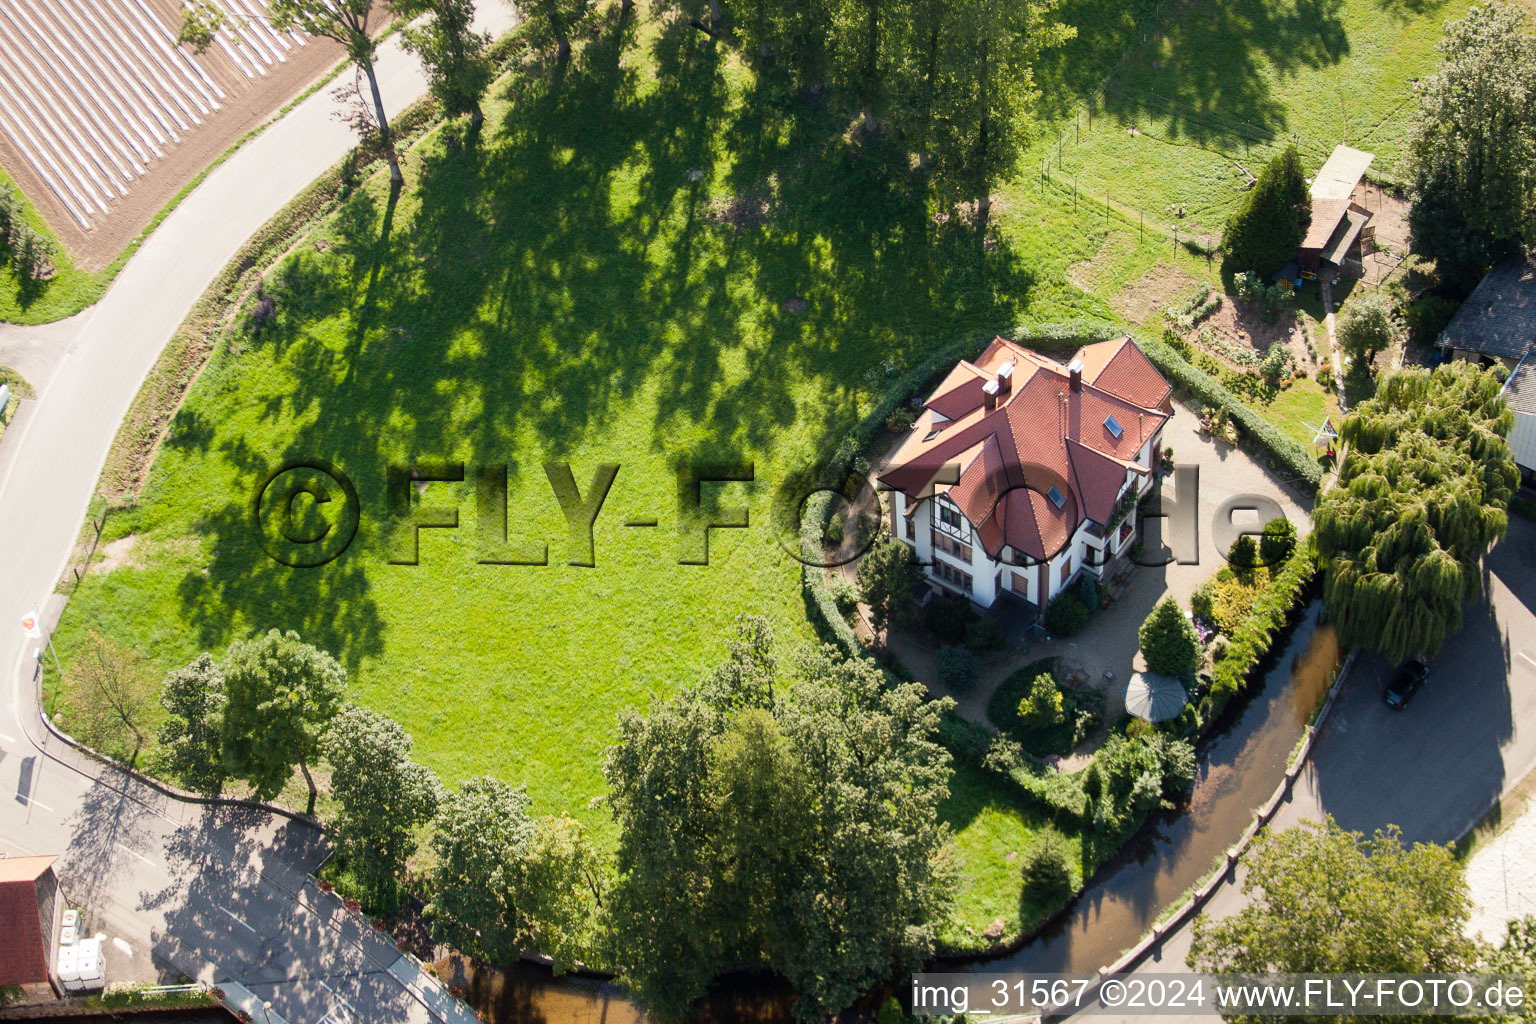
1019,828,1075,907
1018,672,1065,731
828,575,859,615
927,592,978,646
936,645,980,692
1204,547,1318,724
1190,579,1216,622
1259,517,1298,567
987,659,1104,756
1044,592,1089,637
965,614,1005,652
1229,534,1259,572
1139,597,1199,678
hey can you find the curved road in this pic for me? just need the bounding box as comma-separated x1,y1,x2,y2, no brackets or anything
0,8,512,1021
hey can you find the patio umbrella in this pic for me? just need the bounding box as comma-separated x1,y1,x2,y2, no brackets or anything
1125,672,1188,722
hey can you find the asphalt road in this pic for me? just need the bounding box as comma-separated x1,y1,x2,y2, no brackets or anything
0,5,514,1021
1089,515,1536,1021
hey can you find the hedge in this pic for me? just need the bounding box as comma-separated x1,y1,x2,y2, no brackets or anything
1202,546,1319,724
1136,331,1324,493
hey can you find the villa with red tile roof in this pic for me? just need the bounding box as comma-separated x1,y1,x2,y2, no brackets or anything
878,335,1173,610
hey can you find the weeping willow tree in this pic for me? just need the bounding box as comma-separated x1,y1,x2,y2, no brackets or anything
1312,362,1518,664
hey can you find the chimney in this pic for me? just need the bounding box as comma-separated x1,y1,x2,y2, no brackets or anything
1068,357,1084,393
997,360,1015,395
983,377,1000,411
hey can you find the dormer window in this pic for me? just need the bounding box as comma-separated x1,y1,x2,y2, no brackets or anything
1105,414,1124,439
1046,486,1066,509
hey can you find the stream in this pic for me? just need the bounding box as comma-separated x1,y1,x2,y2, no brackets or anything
444,600,1340,1020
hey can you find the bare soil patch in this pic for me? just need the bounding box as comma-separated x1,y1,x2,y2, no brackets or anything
1099,262,1206,325
1195,298,1313,369
89,534,142,575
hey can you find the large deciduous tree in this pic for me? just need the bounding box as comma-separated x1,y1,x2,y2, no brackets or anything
1312,363,1518,664
602,618,954,1021
926,0,1073,230
1407,0,1536,290
273,1,403,186
1190,818,1477,982
1337,292,1404,368
394,0,496,131
322,703,441,900
180,0,403,186
70,632,154,763
158,653,227,795
425,775,535,965
220,629,346,814
1222,145,1310,276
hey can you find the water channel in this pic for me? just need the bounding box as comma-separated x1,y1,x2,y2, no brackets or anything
442,600,1341,1021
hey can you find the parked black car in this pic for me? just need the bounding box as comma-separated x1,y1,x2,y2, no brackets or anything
1383,659,1430,709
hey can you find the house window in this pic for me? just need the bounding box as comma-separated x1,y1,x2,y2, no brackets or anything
1118,520,1133,544
1047,486,1066,509
1060,557,1072,584
936,561,973,593
938,502,965,531
903,514,915,540
929,529,973,563
1105,414,1124,439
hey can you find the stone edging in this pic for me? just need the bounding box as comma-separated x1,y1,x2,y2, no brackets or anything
33,700,321,826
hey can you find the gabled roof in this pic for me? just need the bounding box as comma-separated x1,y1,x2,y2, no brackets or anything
879,335,1170,561
0,856,56,987
1501,351,1536,416
1073,336,1173,411
1440,254,1536,361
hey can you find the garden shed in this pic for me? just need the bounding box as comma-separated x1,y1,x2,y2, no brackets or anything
1298,145,1374,272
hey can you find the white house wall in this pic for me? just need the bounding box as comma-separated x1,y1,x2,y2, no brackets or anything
1509,410,1536,476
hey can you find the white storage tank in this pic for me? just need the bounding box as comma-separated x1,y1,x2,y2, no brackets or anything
73,937,105,992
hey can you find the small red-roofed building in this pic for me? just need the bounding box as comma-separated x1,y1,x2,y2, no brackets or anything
0,855,62,990
878,335,1172,610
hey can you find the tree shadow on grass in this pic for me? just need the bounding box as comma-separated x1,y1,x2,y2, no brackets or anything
1099,0,1349,151
173,12,1033,679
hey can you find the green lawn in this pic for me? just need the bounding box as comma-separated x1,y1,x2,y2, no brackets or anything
938,760,1084,948
1265,375,1338,447
0,163,113,324
46,0,1405,949
1045,0,1469,240
48,16,1169,847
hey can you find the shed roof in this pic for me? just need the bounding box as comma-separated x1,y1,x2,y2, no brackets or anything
1300,199,1350,252
1321,207,1369,266
1310,145,1374,202
1440,254,1536,361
